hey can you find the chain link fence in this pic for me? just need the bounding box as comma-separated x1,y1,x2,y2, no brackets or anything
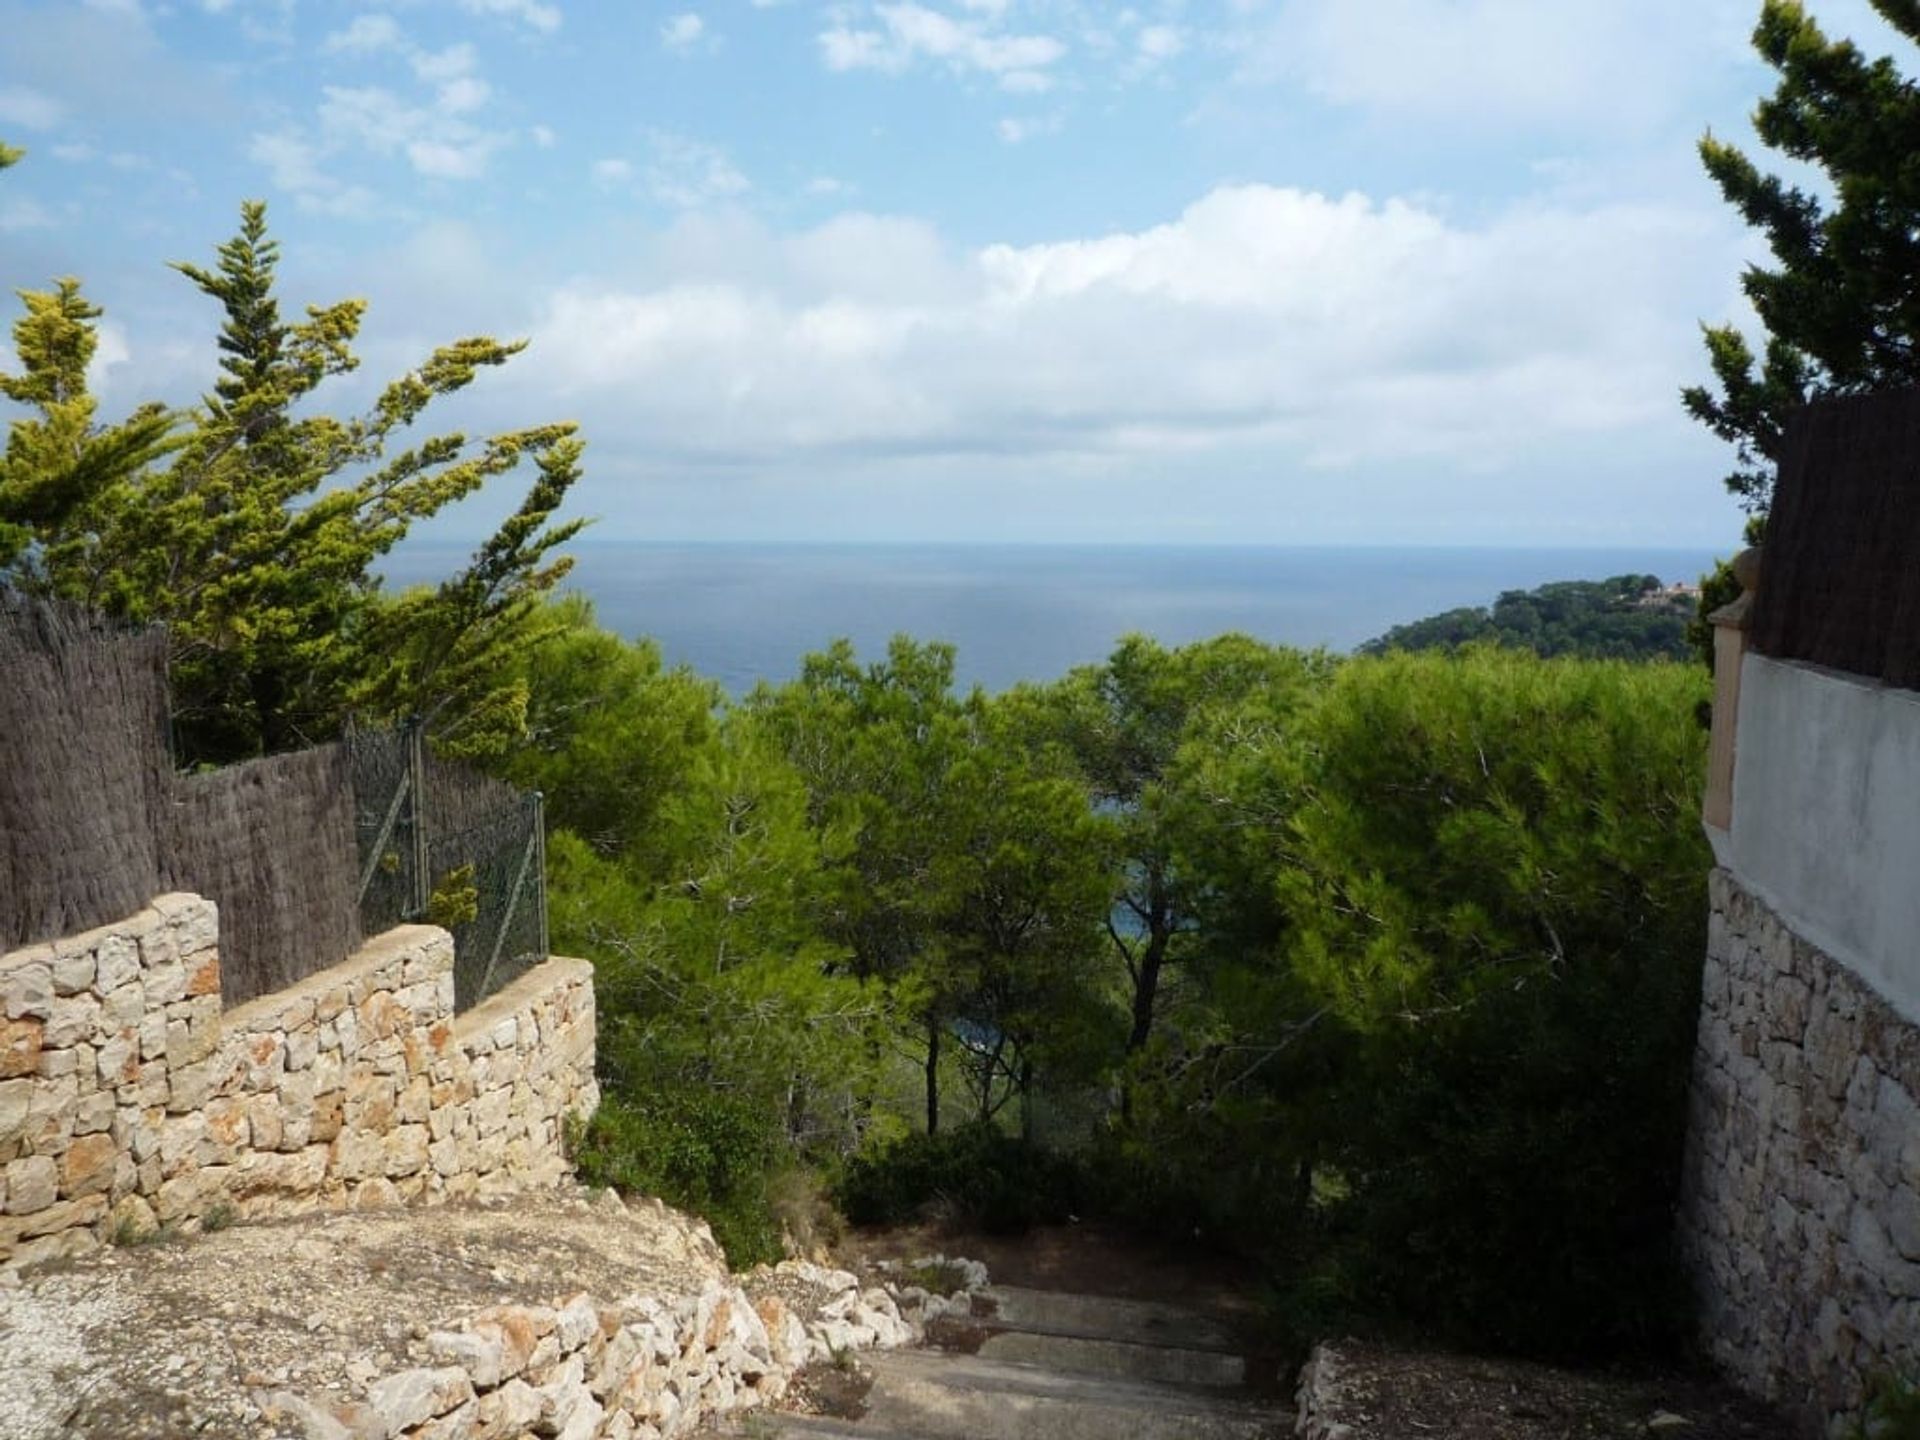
348,722,549,1012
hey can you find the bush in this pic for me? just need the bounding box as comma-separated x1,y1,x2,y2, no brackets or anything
570,1092,785,1266
835,1122,1082,1233
1274,650,1712,1355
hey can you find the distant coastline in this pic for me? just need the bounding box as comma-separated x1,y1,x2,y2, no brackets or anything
381,541,1724,693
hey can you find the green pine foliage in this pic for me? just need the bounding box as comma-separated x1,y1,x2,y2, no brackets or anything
3,202,584,764
1362,575,1695,661
0,280,178,574
1687,0,1920,514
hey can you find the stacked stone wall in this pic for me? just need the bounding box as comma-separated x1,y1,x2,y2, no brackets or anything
0,894,597,1266
1681,868,1920,1433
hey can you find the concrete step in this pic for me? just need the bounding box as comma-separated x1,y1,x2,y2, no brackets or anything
736,1415,929,1440
857,1349,1282,1440
976,1328,1247,1389
980,1285,1243,1354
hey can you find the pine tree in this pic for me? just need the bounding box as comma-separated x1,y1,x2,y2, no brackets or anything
17,201,586,762
1685,0,1920,513
0,280,178,572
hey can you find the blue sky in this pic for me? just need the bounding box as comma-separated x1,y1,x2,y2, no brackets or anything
0,0,1909,547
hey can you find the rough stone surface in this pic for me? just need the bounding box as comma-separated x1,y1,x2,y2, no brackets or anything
1679,868,1920,1435
0,1187,930,1440
0,896,599,1265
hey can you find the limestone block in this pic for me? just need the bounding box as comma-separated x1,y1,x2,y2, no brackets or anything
168,1056,218,1114
0,1016,45,1078
60,1132,116,1198
95,1028,138,1089
138,1009,168,1063
427,1329,505,1390
365,1366,474,1435
349,1177,401,1211
285,1027,318,1073
476,1378,542,1433
412,1398,480,1440
333,1127,386,1181
472,1306,557,1380
94,934,141,993
184,952,221,1000
27,1071,78,1149
311,1090,346,1143
159,1111,209,1177
0,1078,30,1147
135,920,176,972
18,1191,106,1239
144,960,186,1008
248,1094,284,1152
72,1089,113,1137
556,1294,600,1351
384,1124,429,1178
2,960,54,1021
397,1076,431,1126
50,948,95,998
205,1095,250,1158
5,1154,58,1214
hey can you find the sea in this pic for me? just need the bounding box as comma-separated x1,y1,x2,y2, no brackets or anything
380,542,1724,695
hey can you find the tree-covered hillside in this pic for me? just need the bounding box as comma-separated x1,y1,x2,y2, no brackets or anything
1361,574,1695,661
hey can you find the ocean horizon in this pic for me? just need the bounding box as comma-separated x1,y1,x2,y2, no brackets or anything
381,541,1725,694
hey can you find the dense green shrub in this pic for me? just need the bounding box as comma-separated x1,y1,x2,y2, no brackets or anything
1268,650,1711,1354
570,1092,785,1266
836,1122,1083,1233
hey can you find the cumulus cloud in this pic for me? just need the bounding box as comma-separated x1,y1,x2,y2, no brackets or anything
644,131,749,208
820,2,1066,89
247,129,377,215
1237,0,1752,131
0,84,63,131
323,14,404,54
251,31,513,205
514,184,1734,478
661,12,706,51
457,0,561,35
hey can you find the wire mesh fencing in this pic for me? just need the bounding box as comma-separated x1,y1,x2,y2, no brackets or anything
347,723,549,1011
2,599,549,1013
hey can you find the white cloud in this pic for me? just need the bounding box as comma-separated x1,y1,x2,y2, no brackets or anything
1136,24,1184,60
247,129,376,216
516,184,1735,481
0,195,54,232
531,124,557,148
996,113,1060,144
820,2,1066,88
644,131,748,208
319,85,504,179
413,43,479,83
592,157,634,185
661,12,706,51
0,85,63,131
323,14,404,54
457,0,561,34
84,320,129,395
1240,0,1750,131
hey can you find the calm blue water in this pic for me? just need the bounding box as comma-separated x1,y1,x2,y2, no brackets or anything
382,543,1722,694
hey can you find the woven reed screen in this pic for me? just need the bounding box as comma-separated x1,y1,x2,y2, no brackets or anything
1750,387,1920,689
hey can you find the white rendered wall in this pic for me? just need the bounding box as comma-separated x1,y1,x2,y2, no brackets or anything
1729,653,1920,1024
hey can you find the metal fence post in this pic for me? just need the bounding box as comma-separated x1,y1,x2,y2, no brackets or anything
533,791,549,960
407,718,429,920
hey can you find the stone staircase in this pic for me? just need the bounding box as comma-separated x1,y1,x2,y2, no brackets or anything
735,1281,1289,1440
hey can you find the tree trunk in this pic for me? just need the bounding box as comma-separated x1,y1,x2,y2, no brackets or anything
924,1017,941,1136
1126,922,1169,1053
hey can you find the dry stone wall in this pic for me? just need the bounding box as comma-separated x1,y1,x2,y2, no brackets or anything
1680,868,1920,1434
0,893,597,1266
